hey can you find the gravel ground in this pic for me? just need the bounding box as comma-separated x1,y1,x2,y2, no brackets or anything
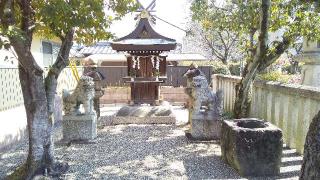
0,106,303,179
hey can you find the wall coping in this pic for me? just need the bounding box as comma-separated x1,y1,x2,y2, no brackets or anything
213,74,320,100
212,74,242,82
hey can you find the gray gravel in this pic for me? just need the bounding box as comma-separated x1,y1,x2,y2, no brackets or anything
0,106,302,179
55,124,241,179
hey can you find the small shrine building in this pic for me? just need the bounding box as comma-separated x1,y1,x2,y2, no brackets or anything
111,11,177,105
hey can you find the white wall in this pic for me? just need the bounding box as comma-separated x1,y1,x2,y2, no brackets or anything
0,36,61,69
31,36,62,68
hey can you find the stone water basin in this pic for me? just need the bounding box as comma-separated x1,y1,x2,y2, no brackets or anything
221,118,283,177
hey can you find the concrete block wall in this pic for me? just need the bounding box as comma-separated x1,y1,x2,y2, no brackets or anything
212,74,320,154
0,67,83,112
0,67,83,151
0,68,24,111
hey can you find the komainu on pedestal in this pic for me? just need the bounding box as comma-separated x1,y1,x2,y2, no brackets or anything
184,64,223,140
62,76,97,142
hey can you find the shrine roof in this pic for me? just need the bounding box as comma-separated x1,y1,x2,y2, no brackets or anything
111,17,177,52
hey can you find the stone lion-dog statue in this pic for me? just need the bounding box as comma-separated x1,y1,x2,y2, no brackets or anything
63,75,95,115
183,64,223,119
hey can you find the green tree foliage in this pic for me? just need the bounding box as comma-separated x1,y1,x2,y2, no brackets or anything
35,0,137,44
212,61,231,75
0,0,137,179
191,0,320,117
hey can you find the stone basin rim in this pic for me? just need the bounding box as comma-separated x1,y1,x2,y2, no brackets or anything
223,118,281,131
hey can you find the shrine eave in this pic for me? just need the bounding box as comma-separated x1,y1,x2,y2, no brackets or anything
111,42,177,52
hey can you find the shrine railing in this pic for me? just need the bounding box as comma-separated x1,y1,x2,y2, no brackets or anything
212,74,320,154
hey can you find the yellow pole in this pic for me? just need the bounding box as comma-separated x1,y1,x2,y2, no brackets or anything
69,59,80,82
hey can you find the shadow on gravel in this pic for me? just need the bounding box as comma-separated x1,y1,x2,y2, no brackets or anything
1,124,303,180
55,124,241,179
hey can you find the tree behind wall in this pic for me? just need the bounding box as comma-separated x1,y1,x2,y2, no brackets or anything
190,0,243,64
190,0,320,117
233,0,320,118
0,0,137,179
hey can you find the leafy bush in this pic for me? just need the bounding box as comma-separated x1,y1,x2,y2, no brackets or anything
212,62,231,75
257,71,291,83
222,112,234,120
228,62,241,76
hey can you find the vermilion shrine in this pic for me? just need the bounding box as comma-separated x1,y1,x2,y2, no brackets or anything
111,10,176,104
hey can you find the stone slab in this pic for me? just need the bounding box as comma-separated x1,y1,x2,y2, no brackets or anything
63,114,97,141
111,104,176,125
221,118,283,177
112,116,176,125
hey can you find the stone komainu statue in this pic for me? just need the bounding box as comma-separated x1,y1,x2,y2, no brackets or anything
85,67,105,118
184,65,223,119
63,76,95,115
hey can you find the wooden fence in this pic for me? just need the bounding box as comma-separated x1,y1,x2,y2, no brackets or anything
100,86,188,104
97,66,212,87
96,66,128,87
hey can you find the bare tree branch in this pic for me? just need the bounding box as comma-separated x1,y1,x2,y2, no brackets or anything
203,33,226,62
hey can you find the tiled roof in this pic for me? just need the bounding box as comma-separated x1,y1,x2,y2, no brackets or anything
76,42,182,57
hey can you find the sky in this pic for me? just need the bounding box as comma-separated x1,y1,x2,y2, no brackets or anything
109,0,192,43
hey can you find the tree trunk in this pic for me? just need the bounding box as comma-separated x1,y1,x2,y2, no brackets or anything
2,1,72,178
221,58,228,65
233,0,270,118
8,62,53,179
42,29,74,176
234,61,259,118
300,110,320,179
45,29,74,129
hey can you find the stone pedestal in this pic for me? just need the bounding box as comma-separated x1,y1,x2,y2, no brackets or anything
221,118,283,177
190,118,221,140
63,113,97,141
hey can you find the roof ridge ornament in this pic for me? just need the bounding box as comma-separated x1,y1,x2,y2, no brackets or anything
140,9,150,19
136,0,156,12
135,0,156,24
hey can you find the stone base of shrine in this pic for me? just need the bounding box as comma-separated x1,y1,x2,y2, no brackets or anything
108,103,176,125
62,113,97,142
